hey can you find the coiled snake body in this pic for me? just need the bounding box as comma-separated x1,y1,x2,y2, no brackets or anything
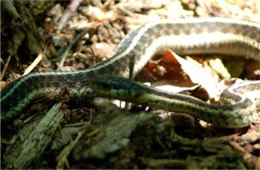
1,18,260,128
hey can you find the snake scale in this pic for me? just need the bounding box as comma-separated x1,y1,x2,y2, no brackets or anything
1,18,260,128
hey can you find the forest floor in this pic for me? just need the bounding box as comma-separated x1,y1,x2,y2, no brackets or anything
1,0,260,169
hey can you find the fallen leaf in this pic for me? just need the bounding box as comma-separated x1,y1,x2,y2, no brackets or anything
165,49,219,98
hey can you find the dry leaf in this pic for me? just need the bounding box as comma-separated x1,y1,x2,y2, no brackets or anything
166,49,219,98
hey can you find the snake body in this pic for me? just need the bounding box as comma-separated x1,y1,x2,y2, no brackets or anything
89,76,259,128
1,18,260,127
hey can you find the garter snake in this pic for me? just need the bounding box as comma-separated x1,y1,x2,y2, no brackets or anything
1,18,260,128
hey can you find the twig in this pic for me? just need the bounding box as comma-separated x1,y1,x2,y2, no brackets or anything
0,55,11,81
58,0,83,31
59,29,89,68
56,129,86,169
22,53,44,76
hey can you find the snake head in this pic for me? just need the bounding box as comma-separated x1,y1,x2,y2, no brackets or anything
88,75,148,101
